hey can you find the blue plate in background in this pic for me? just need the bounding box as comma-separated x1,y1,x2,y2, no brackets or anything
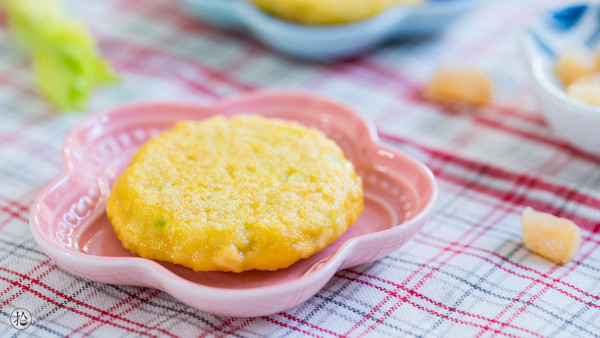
178,0,479,60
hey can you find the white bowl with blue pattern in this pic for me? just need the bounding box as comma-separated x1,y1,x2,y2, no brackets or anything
522,3,600,157
179,0,479,60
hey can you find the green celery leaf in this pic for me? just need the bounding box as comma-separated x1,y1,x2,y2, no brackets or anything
2,0,118,111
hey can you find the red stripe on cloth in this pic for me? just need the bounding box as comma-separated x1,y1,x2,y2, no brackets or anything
213,318,255,338
171,73,222,99
344,149,482,336
83,289,163,337
418,232,600,304
0,196,33,229
534,148,573,178
0,275,154,337
486,103,546,126
0,267,177,337
343,287,396,336
355,295,405,338
112,0,212,35
347,145,530,336
325,59,587,159
0,202,28,223
342,153,453,336
98,37,223,99
198,317,238,338
350,280,417,338
477,278,551,338
354,191,519,336
103,26,568,168
305,59,584,167
343,271,545,338
336,274,528,338
486,223,600,337
379,132,600,228
400,91,600,165
226,47,263,74
112,0,268,60
474,116,600,163
102,37,257,93
66,287,150,337
410,237,600,311
0,129,63,169
435,168,599,232
277,312,344,338
262,317,323,338
0,59,39,97
209,311,344,338
351,126,599,335
0,258,54,309
0,195,29,213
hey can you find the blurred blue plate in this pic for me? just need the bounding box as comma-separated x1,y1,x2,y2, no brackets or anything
179,0,479,60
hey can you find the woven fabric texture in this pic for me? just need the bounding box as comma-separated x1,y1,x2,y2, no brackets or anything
1,0,599,337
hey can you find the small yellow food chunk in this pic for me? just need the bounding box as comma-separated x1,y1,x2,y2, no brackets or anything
521,207,581,263
424,66,493,107
567,73,600,106
554,48,598,86
250,0,421,25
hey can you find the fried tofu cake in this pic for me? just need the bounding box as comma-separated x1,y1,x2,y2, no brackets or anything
106,115,363,272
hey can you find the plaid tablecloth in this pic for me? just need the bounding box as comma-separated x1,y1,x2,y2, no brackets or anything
2,0,600,336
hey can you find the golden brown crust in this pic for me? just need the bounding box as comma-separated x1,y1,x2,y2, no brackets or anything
106,115,363,272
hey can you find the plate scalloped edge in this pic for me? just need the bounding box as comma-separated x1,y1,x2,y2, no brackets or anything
29,90,437,317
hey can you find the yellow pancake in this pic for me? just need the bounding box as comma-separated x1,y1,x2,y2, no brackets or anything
250,0,421,25
106,115,363,272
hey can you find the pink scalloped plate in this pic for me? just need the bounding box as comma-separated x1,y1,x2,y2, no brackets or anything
30,91,437,317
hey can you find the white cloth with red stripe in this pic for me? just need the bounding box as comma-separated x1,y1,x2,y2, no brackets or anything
1,0,599,336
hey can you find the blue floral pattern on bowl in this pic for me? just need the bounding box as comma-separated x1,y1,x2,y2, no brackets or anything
526,4,600,58
522,3,600,156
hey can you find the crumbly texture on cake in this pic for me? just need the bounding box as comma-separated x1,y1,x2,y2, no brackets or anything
106,115,363,272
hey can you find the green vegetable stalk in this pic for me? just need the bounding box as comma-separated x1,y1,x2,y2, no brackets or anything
1,0,117,111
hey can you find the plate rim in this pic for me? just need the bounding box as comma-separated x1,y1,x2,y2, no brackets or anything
29,90,438,314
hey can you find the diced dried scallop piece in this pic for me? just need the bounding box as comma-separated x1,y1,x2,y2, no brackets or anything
567,83,600,106
570,72,600,85
567,73,600,106
424,66,493,107
554,48,598,86
521,207,581,263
